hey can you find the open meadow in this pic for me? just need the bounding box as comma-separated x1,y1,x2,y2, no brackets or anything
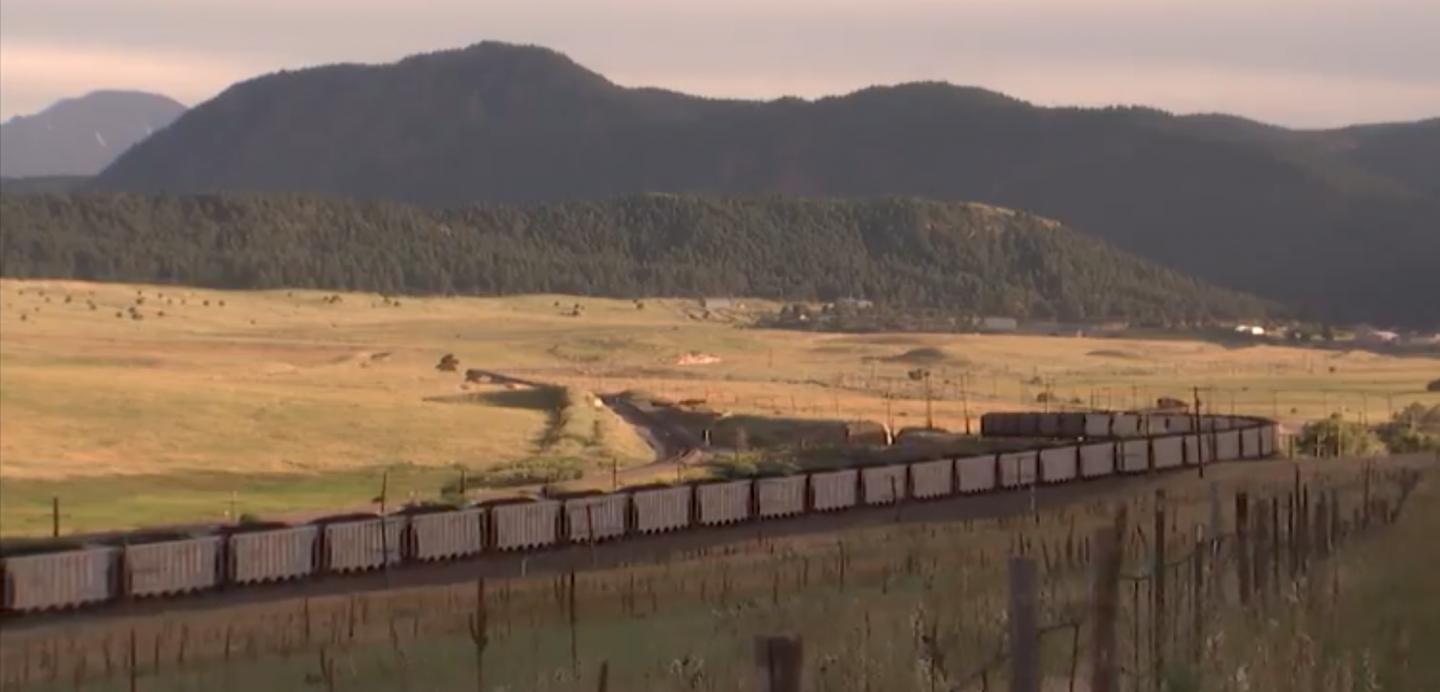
2,278,1437,536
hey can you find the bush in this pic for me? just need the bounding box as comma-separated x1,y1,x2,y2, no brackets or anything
472,456,585,488
1427,378,1440,392
1296,415,1386,457
1375,403,1440,453
708,453,797,479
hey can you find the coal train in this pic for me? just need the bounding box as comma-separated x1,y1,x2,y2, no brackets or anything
0,411,1277,614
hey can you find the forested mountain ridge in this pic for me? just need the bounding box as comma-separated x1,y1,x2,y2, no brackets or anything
87,43,1440,327
0,193,1272,323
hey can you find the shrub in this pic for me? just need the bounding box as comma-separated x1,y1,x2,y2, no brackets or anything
1427,378,1440,392
1375,403,1440,453
472,456,585,487
709,453,797,479
1296,415,1385,457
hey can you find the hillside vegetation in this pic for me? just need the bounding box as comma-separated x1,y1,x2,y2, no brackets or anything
0,193,1270,323
85,42,1440,326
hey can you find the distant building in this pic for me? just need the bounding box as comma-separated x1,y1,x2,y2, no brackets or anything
1356,327,1400,345
833,297,874,310
701,297,738,310
978,316,1018,332
1089,321,1130,334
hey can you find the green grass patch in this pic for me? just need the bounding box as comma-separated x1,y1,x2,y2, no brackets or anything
467,455,587,488
0,465,463,537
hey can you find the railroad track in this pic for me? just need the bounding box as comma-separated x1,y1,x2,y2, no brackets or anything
1,410,1277,618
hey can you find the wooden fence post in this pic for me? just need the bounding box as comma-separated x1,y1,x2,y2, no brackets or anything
128,628,138,692
467,578,488,692
1235,492,1251,605
1300,484,1312,572
1090,507,1127,692
1362,463,1372,529
1191,535,1206,665
1328,489,1340,549
1009,557,1039,692
1207,483,1221,542
1152,491,1167,688
568,569,579,675
754,636,804,692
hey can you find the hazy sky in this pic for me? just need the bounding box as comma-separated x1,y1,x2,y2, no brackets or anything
2,0,1438,127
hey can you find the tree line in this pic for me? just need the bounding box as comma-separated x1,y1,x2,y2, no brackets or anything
0,192,1272,323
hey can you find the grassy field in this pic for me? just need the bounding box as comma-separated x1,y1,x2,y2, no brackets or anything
2,455,1433,691
2,278,1437,535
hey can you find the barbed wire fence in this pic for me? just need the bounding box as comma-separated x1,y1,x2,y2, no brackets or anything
753,462,1422,692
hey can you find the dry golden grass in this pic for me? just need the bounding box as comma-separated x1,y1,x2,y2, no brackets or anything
2,277,1436,534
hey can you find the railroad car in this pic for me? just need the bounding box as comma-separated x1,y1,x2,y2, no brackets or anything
1,412,1282,615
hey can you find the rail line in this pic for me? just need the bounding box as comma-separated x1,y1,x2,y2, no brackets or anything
0,411,1276,617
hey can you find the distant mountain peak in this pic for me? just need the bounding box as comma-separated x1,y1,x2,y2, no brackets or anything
396,40,614,86
0,90,185,177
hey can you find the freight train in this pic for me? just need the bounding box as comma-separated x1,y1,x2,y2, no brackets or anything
0,411,1278,614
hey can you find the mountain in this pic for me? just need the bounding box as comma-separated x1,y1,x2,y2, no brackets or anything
0,193,1272,324
0,91,185,178
90,43,1440,327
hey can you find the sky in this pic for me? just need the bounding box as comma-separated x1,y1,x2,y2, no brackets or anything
2,0,1438,128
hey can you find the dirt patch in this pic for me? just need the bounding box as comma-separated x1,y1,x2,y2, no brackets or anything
675,352,722,366
1086,349,1144,360
866,346,969,366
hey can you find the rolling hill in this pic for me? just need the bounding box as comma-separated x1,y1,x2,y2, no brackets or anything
0,91,185,178
0,193,1271,324
89,42,1439,327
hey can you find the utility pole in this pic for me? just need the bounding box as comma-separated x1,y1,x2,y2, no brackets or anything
907,368,934,430
1193,386,1205,478
379,470,389,515
52,497,60,538
379,470,391,584
885,389,894,434
925,371,934,430
961,374,972,436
